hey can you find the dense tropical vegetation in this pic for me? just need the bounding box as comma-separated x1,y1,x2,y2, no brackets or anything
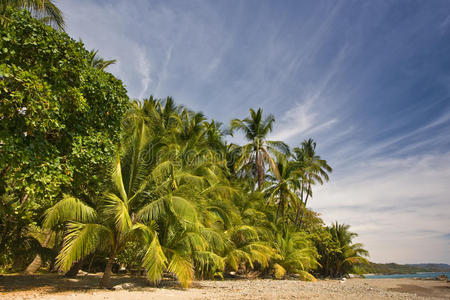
0,8,369,288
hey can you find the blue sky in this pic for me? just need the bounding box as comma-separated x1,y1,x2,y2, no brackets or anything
60,0,450,264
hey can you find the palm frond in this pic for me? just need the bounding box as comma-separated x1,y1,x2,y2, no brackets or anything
111,155,128,204
43,195,96,228
137,197,167,222
170,196,197,223
142,234,167,285
104,193,132,233
273,263,286,279
168,253,194,288
56,223,112,271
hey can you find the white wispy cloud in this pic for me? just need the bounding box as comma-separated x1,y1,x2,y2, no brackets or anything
270,100,338,142
313,152,450,263
134,45,152,99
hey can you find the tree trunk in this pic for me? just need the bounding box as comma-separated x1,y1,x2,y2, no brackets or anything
294,184,304,225
255,150,264,190
255,150,260,189
88,254,96,273
12,254,25,271
24,231,52,274
65,260,83,277
297,184,311,228
275,200,281,224
100,254,116,288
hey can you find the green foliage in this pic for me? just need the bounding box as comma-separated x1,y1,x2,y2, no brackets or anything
313,222,369,277
0,9,368,286
272,229,319,280
0,9,128,267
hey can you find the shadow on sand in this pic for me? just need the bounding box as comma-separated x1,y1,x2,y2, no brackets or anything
0,274,193,294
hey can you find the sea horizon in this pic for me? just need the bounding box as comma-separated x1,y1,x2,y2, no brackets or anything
365,271,450,279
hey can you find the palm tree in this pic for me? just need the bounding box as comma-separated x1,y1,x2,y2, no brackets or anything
265,155,301,224
222,225,276,275
320,222,369,277
293,139,332,226
0,0,64,30
54,155,158,287
87,49,117,71
230,108,289,190
272,229,318,280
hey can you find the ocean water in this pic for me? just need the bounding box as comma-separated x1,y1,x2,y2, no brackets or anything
365,271,450,279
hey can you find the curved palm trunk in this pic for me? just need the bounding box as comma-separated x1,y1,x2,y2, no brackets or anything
100,250,117,288
24,231,52,274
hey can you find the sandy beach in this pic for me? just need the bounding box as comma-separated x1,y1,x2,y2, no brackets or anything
0,274,449,299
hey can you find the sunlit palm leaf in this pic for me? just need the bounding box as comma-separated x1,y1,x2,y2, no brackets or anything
171,196,197,223
137,197,167,222
104,193,132,233
43,195,96,228
142,234,167,285
56,223,112,271
111,155,128,204
168,253,194,288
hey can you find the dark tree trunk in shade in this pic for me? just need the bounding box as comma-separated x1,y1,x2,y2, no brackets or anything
24,231,52,274
65,260,83,278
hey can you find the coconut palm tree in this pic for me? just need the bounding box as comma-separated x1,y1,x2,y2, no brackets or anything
54,154,159,287
230,108,289,190
265,155,301,224
0,0,64,30
293,139,332,226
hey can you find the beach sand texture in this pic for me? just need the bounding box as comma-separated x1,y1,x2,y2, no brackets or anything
0,274,449,299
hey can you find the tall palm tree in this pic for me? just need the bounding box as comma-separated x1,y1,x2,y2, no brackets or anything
293,139,332,226
230,108,289,190
265,156,301,224
1,0,64,30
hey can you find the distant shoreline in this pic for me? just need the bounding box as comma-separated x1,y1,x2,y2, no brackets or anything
364,271,450,279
